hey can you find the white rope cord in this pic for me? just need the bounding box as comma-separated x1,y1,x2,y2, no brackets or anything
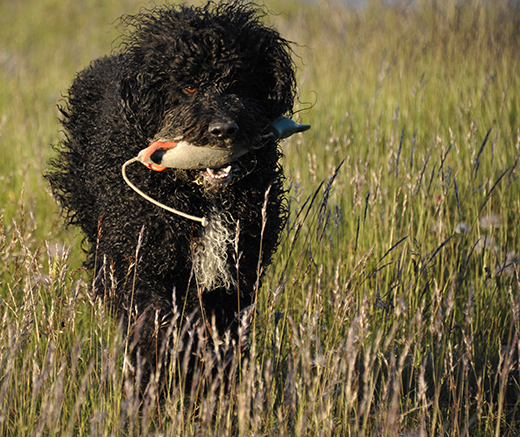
122,157,207,227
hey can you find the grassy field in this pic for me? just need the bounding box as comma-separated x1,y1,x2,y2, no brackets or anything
1,0,520,435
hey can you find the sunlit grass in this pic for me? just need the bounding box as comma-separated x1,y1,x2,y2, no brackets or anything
1,0,519,435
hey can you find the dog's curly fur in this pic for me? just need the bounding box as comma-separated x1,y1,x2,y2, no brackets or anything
46,1,296,386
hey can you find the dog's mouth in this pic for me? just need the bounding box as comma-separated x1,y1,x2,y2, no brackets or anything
202,164,234,185
138,117,310,172
137,141,244,185
138,140,250,172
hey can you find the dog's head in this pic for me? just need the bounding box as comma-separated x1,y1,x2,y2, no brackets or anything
119,2,297,186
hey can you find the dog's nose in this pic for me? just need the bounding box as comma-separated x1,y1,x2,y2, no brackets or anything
208,120,239,139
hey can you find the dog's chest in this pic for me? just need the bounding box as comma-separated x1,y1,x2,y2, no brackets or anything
191,209,237,292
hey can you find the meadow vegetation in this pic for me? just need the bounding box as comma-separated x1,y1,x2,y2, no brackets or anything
1,0,519,435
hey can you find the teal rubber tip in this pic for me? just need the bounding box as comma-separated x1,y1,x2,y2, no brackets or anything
270,116,311,140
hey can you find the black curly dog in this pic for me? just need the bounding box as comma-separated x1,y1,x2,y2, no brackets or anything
47,1,305,389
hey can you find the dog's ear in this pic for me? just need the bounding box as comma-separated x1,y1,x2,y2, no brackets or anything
118,76,137,126
118,72,165,139
269,56,296,118
256,38,296,119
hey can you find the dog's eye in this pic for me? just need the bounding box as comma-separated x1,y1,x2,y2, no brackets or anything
184,86,197,94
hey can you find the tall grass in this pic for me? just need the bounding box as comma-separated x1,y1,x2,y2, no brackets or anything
1,0,519,435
